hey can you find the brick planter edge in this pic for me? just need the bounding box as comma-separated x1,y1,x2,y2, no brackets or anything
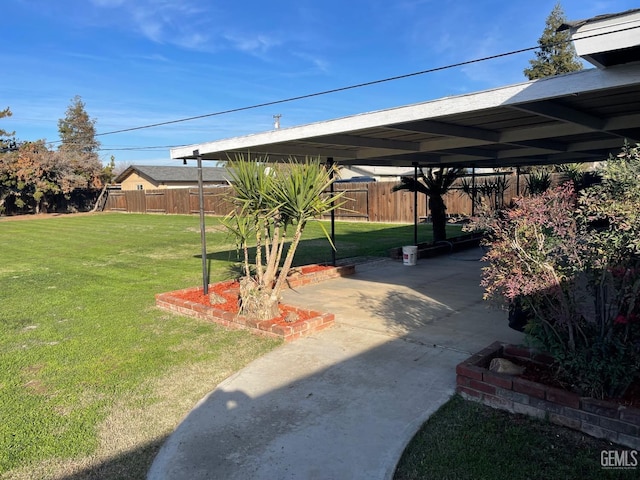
156,264,355,342
456,342,640,449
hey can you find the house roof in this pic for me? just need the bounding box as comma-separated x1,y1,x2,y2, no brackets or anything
170,10,640,171
115,165,231,184
559,8,640,30
559,9,640,68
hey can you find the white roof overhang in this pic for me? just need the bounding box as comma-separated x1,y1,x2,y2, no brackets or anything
171,62,640,169
562,9,640,68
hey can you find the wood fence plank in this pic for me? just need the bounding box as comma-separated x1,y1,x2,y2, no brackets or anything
104,172,565,221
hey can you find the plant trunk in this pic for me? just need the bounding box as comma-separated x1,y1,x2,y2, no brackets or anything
263,222,284,289
272,223,305,296
238,277,279,320
430,195,447,242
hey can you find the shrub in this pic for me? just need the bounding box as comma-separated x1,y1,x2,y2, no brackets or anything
476,145,640,399
524,168,552,195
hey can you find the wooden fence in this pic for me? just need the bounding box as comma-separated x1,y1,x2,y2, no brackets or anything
106,187,235,216
104,173,546,223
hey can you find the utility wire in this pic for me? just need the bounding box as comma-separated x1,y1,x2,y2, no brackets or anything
35,20,630,153
99,145,183,151
95,45,541,137
92,22,640,140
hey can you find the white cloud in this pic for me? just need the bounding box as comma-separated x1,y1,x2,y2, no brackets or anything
223,33,282,56
81,0,333,75
292,52,330,74
86,0,213,49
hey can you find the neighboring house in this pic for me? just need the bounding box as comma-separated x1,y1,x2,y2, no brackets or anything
338,165,480,182
114,165,231,190
337,166,413,182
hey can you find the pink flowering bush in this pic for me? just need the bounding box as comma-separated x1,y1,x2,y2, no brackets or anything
474,144,640,399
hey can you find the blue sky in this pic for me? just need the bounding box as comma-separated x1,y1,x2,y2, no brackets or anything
3,0,638,167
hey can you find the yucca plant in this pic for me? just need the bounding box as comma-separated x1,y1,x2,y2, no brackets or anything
223,155,344,320
524,168,552,195
557,162,601,191
459,175,510,213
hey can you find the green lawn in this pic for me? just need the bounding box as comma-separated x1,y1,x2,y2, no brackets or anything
0,213,447,479
394,395,637,480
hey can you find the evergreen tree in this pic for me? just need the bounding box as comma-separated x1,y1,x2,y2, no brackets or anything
100,155,117,184
58,95,100,154
57,96,103,188
524,3,583,80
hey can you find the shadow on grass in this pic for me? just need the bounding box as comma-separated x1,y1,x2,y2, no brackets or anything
195,222,462,269
59,436,167,480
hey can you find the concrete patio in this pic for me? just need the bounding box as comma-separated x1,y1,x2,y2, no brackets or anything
148,248,523,480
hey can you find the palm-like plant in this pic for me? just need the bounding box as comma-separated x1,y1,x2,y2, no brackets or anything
460,175,510,212
393,167,463,242
557,162,601,191
223,155,344,320
524,169,552,195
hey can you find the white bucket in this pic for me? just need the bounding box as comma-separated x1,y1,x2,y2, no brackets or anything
402,246,418,266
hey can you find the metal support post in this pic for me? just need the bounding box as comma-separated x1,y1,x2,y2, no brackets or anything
194,149,209,295
471,166,476,217
328,157,336,266
413,162,418,246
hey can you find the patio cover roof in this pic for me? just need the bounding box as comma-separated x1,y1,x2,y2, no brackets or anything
171,62,640,169
171,8,640,170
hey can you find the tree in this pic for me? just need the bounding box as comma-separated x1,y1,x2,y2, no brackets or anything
57,96,103,189
0,141,52,213
223,156,345,320
0,140,96,214
0,107,17,153
100,155,117,184
523,3,583,80
392,167,463,242
0,99,104,214
58,96,100,154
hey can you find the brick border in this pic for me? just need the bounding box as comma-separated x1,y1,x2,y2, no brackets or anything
456,342,640,449
156,264,355,342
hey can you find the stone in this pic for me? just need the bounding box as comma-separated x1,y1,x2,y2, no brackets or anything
489,357,525,375
209,292,226,304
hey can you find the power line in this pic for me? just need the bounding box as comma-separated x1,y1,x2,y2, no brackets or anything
92,21,640,140
99,145,183,151
95,45,541,137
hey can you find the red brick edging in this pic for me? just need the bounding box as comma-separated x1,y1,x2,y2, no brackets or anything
456,342,640,449
156,264,355,342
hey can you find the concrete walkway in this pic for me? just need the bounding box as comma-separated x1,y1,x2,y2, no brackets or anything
148,249,523,480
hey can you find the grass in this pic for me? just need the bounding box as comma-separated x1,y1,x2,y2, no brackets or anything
394,395,637,480
0,212,450,479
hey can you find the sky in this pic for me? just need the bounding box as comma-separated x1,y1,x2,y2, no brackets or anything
3,0,638,168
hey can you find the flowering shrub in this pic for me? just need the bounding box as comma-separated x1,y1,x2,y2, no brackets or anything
475,144,640,399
